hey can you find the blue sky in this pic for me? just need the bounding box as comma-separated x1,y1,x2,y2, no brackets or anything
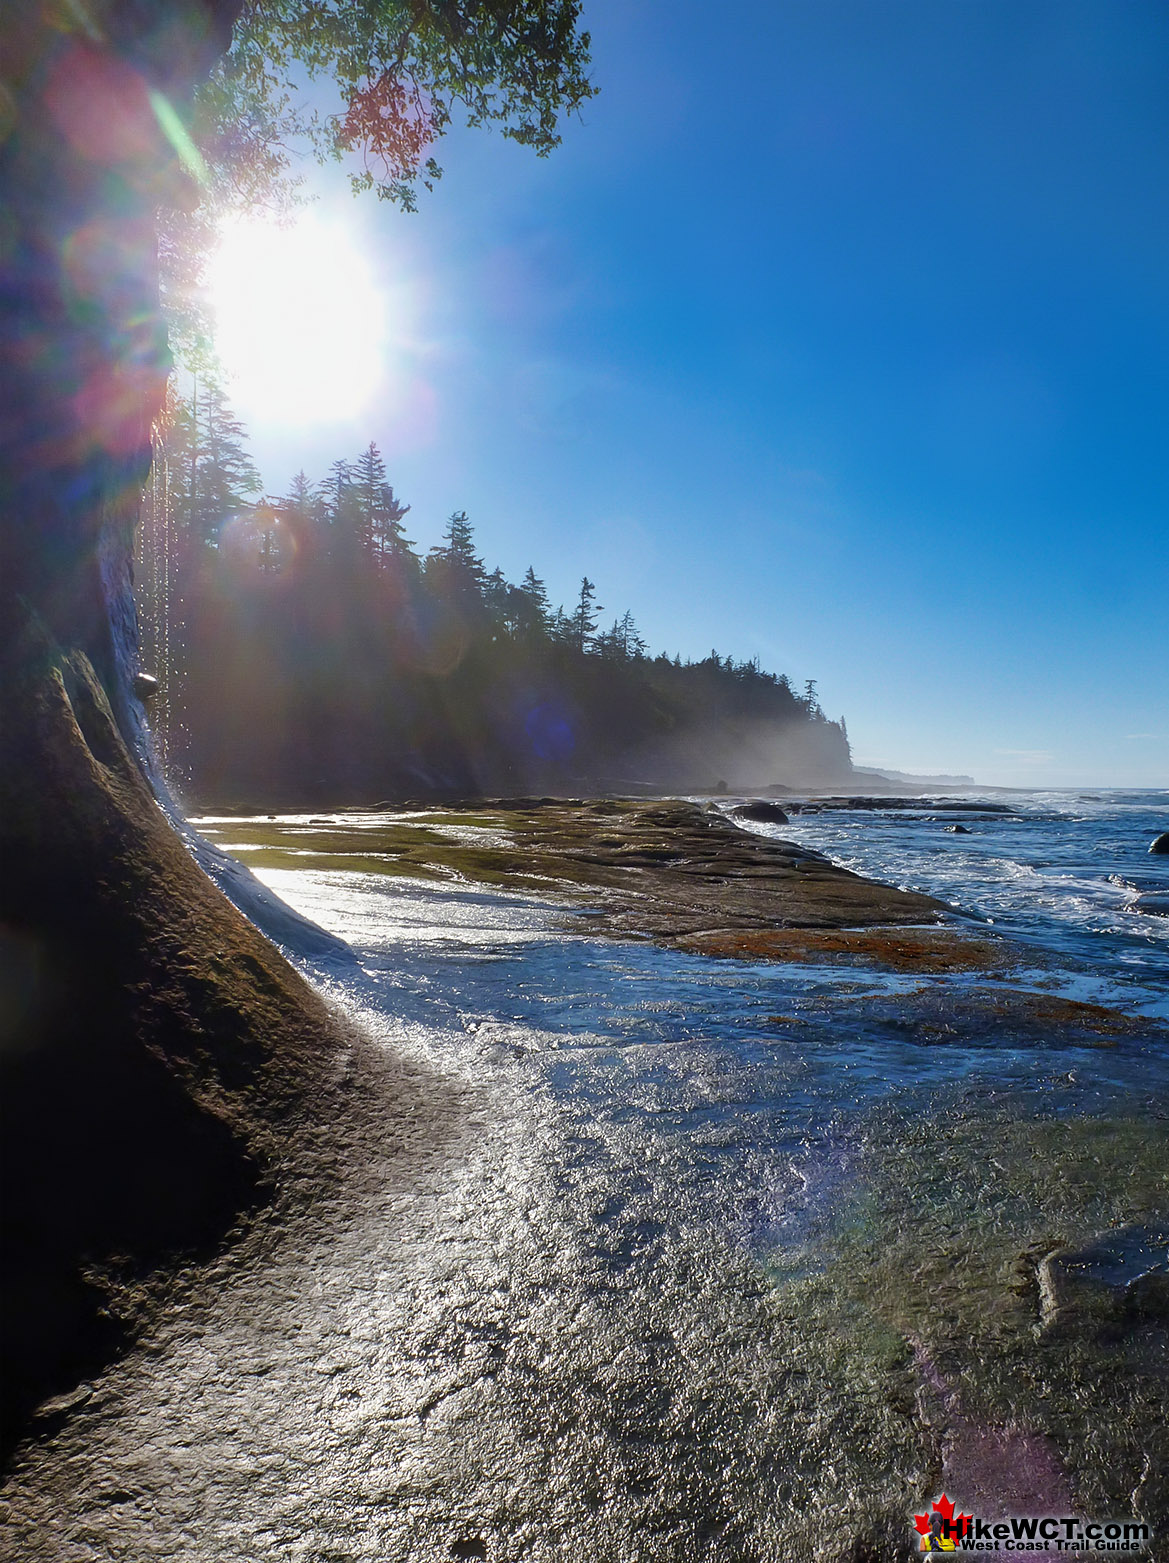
226,0,1169,788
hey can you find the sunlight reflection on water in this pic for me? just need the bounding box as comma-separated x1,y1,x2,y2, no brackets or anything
256,860,1169,1270
8,840,1164,1561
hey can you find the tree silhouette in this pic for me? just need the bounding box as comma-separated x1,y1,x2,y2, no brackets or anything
278,470,327,565
607,609,646,661
424,510,489,625
431,511,485,577
170,378,261,554
569,576,601,653
514,566,552,639
322,458,365,568
137,407,856,801
354,442,413,566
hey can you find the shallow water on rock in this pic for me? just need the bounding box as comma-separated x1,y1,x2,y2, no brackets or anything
271,863,1169,1255
5,841,1167,1561
281,864,1168,1548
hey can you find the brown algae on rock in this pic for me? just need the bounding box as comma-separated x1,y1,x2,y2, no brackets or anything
672,924,1018,974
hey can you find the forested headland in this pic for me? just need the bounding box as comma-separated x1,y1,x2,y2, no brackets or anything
138,382,854,805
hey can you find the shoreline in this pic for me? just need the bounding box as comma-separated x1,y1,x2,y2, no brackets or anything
7,792,1168,1559
196,796,1167,1045
7,793,1167,1556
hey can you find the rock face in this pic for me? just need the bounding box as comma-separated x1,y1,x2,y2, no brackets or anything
1,4,241,699
0,623,352,1458
0,3,357,1461
1038,1226,1169,1335
1149,832,1169,855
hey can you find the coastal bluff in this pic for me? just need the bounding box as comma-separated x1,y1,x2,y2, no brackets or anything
0,630,364,1456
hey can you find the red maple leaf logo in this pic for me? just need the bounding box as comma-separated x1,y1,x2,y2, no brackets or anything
913,1493,973,1544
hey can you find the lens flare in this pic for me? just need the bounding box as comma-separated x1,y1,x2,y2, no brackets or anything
207,211,387,426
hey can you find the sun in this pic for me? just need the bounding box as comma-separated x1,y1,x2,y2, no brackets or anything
206,210,387,425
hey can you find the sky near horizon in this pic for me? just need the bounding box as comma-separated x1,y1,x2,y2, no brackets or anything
211,0,1169,790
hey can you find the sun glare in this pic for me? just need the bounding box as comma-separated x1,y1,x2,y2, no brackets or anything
207,211,387,425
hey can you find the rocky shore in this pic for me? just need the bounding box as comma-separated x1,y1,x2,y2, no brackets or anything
197,796,1163,1043
4,794,1166,1561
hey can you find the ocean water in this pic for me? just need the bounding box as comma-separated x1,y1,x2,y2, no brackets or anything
718,788,1169,1020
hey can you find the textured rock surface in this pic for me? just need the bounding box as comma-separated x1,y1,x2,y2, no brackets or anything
1039,1226,1169,1334
0,989,935,1562
0,630,354,1455
4,807,1168,1557
196,798,952,938
0,0,318,1468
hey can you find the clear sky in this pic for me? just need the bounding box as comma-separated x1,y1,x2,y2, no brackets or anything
215,0,1169,789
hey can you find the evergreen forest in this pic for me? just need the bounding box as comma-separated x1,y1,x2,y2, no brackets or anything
137,381,853,805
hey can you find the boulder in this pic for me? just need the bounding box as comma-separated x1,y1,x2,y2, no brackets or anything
946,824,971,834
1149,832,1169,855
1038,1225,1169,1335
733,801,791,825
1133,893,1169,917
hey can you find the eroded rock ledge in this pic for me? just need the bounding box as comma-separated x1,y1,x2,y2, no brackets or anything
0,628,359,1457
199,795,951,936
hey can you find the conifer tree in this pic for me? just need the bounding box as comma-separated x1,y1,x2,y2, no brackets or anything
286,469,318,517
354,442,413,565
431,511,486,580
570,576,601,653
514,565,552,639
279,470,326,559
485,566,537,640
426,511,488,622
194,380,261,548
324,458,365,566
169,379,261,552
252,502,286,574
613,609,646,660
